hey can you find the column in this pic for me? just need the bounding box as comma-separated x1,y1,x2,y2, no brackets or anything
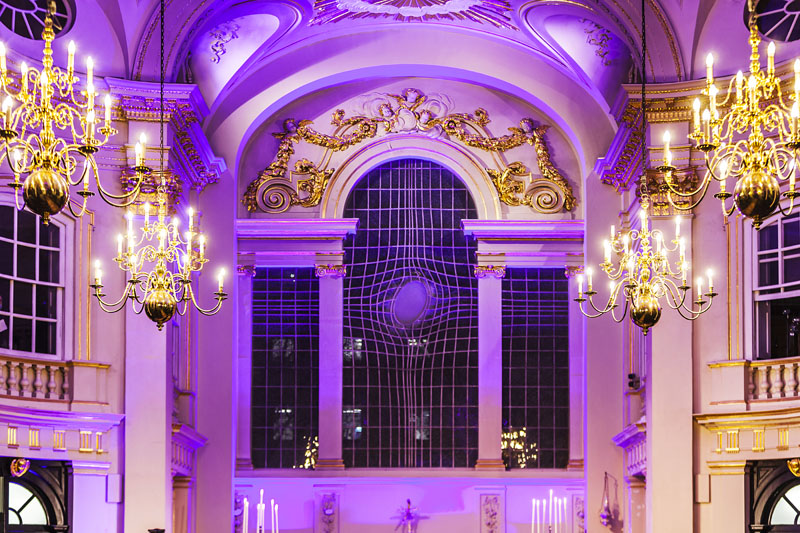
173,476,194,533
475,264,505,470
124,309,172,533
315,263,346,470
647,215,693,533
566,266,585,470
235,265,255,470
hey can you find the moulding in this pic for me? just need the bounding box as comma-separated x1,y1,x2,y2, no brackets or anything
236,219,359,240
462,220,583,241
0,404,123,432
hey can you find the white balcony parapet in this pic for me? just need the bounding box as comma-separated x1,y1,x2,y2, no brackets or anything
613,421,647,479
0,354,110,405
708,357,800,411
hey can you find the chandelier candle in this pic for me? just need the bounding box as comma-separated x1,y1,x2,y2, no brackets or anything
659,0,800,227
243,497,249,533
0,4,147,224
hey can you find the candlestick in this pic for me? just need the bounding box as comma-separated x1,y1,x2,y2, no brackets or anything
697,277,703,300
199,235,205,259
702,108,711,140
768,41,776,77
271,499,275,533
709,84,718,119
218,268,225,292
244,497,249,533
586,268,593,292
549,489,553,528
86,56,93,90
610,225,615,240
117,234,123,260
0,42,6,80
577,274,584,297
692,98,701,133
719,159,728,193
86,109,95,142
736,71,743,103
706,52,714,85
67,41,75,79
275,503,279,533
748,75,757,113
257,490,265,533
94,260,102,286
603,239,611,263
3,95,11,129
104,94,112,125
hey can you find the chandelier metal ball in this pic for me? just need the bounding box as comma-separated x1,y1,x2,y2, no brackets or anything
143,288,177,331
22,167,69,225
733,168,781,229
630,293,662,335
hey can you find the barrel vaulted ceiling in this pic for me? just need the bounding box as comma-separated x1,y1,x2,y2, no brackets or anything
2,0,799,178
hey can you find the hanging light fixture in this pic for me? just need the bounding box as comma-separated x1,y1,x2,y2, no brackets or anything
2,1,145,224
574,0,717,335
89,0,226,330
658,0,800,228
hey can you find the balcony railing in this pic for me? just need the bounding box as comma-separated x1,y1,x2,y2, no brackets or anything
0,353,109,405
708,356,800,410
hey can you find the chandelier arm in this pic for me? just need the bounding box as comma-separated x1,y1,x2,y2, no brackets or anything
777,195,797,217
184,281,227,316
94,167,145,205
576,301,611,319
65,195,89,218
90,280,135,313
608,293,629,323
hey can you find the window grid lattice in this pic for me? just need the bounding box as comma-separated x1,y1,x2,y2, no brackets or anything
502,268,569,469
342,159,479,468
251,267,319,469
0,205,61,356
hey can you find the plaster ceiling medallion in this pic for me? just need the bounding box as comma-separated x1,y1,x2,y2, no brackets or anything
0,0,73,40
750,0,800,41
310,0,517,30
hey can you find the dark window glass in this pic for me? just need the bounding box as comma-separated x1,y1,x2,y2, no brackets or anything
251,267,318,469
502,268,570,469
0,240,11,276
38,250,58,283
16,245,35,280
0,314,8,348
760,224,779,251
342,159,478,468
785,215,800,247
16,211,35,244
0,205,12,239
35,286,56,319
760,258,780,287
11,317,31,352
39,224,59,248
13,282,32,316
35,320,56,355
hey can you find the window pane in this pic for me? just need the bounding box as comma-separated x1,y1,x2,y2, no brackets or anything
40,222,59,248
765,297,800,358
35,285,56,319
787,254,800,284
35,320,56,354
38,249,58,283
0,205,12,239
760,260,780,286
0,240,12,275
786,216,800,247
17,210,36,244
13,281,32,316
0,277,8,312
12,316,32,352
16,245,35,279
760,224,779,251
0,313,8,348
8,482,47,525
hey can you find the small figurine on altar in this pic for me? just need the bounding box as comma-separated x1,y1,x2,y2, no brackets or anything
395,499,420,533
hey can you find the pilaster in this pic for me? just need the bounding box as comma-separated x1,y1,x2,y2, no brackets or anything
475,264,505,470
315,263,346,470
236,264,256,470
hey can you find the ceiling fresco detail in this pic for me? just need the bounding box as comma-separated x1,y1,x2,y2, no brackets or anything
310,0,517,29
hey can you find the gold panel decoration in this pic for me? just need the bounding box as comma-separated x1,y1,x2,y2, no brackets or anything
244,88,575,215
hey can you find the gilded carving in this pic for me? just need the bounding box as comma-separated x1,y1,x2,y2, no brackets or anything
315,264,347,279
481,495,500,533
321,493,337,533
564,265,585,279
583,20,612,66
244,88,575,215
10,457,29,477
209,22,240,64
638,167,699,216
474,265,506,279
120,169,183,213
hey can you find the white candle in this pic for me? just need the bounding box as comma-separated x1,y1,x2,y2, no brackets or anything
21,62,27,94
531,499,534,533
736,71,743,103
706,53,714,85
172,217,179,240
697,277,703,299
86,56,93,90
587,268,593,292
768,41,776,76
662,130,671,167
275,504,279,533
675,216,681,239
104,94,112,125
218,268,225,292
94,260,102,286
243,497,249,533
3,95,11,128
271,499,275,533
144,202,150,227
577,274,584,297
603,240,611,263
0,42,7,79
549,490,553,528
256,490,264,533
707,269,713,292
199,235,205,259
67,41,75,78
692,98,700,132
117,234,123,259
610,225,615,240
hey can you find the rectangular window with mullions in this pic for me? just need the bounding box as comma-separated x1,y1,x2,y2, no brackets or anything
502,267,569,469
251,267,319,469
0,205,61,356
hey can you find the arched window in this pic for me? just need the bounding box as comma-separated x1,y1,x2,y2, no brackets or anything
7,482,48,526
771,484,800,526
0,204,63,357
341,158,478,468
0,457,71,532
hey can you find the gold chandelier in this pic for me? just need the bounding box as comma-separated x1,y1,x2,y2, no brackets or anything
90,0,225,330
89,182,226,330
2,2,144,224
575,190,716,335
658,0,800,228
575,0,715,335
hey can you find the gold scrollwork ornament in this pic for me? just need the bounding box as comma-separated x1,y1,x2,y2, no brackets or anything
10,457,30,477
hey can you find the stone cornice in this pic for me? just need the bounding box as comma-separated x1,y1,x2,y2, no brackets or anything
0,404,123,433
461,220,583,241
105,78,226,193
236,218,359,240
